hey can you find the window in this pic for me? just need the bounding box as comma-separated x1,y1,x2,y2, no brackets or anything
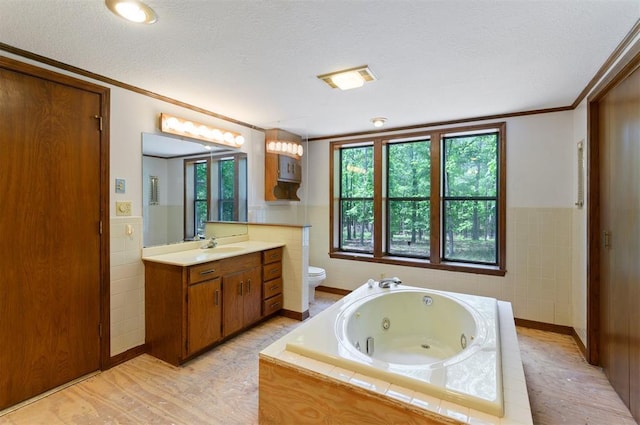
330,122,506,275
387,139,430,258
218,158,236,221
193,160,209,237
184,153,247,239
339,145,374,253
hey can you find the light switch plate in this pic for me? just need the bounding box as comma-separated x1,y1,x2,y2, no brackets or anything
115,178,126,194
116,201,132,216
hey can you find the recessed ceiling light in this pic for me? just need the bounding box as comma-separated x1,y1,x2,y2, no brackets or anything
371,117,387,128
317,66,376,90
105,0,157,24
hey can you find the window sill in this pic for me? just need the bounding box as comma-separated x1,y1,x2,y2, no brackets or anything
328,251,506,277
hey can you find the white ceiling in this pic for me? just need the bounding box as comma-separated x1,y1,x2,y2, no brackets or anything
1,1,638,138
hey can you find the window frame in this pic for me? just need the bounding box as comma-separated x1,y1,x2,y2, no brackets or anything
329,122,506,276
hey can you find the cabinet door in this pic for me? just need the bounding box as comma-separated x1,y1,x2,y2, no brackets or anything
278,155,301,182
188,277,222,355
223,271,244,337
243,267,263,326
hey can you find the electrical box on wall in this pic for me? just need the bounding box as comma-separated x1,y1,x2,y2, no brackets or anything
115,178,126,194
116,201,132,216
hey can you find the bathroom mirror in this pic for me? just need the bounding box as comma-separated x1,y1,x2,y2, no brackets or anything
142,132,248,247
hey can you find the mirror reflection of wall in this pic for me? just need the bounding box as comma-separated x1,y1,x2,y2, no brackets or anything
142,132,247,248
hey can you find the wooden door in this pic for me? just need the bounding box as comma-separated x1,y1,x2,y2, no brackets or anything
222,271,244,336
597,59,640,419
243,267,262,326
188,278,222,355
0,58,107,410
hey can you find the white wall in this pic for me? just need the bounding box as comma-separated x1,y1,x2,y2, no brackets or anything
305,111,578,326
572,100,588,345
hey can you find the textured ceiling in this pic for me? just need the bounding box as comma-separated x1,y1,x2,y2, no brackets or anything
1,1,639,138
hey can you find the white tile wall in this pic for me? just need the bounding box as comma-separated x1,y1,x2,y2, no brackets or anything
309,206,574,327
507,207,573,325
247,224,309,314
110,216,145,356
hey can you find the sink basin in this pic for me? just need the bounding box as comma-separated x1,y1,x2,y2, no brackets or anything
203,246,245,253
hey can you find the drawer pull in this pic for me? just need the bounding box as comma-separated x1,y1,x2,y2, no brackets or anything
214,290,219,306
270,268,280,275
270,302,281,309
240,281,244,296
270,285,279,291
269,253,279,259
199,269,216,275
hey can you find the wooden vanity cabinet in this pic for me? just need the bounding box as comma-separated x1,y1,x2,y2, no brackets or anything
221,253,262,337
145,249,282,366
144,259,222,365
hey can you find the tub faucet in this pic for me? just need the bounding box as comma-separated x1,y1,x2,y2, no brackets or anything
201,236,217,249
379,277,401,288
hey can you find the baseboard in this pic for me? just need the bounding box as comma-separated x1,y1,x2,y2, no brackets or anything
108,344,147,369
514,318,573,335
280,309,309,321
316,286,351,296
571,328,587,359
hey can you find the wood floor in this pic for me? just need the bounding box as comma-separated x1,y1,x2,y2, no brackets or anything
0,291,636,425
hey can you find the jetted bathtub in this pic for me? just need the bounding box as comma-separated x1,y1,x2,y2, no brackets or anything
284,282,503,417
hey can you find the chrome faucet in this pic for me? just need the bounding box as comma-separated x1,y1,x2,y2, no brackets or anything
201,236,217,249
379,277,401,288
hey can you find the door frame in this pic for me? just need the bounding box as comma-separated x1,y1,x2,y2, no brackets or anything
0,55,111,369
587,48,640,365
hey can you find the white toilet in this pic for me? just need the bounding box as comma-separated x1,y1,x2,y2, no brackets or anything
307,266,326,303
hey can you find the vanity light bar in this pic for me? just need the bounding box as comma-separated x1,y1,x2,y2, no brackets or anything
159,113,245,148
266,140,304,158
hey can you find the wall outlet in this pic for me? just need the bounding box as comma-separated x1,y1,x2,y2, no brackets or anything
116,201,132,216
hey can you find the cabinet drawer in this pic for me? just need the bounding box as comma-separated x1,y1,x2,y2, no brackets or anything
263,294,283,316
263,247,283,264
263,262,282,281
263,277,282,300
189,261,220,284
218,252,261,275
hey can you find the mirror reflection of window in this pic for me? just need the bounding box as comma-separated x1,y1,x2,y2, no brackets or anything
142,132,248,248
184,154,247,240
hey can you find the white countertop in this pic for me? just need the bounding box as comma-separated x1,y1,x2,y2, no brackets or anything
141,240,285,266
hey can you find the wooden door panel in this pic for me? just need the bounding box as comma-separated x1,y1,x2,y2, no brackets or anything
598,59,640,418
243,267,262,326
223,272,243,336
188,278,222,355
0,65,102,409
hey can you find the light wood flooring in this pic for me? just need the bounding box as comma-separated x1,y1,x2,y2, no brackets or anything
0,291,636,424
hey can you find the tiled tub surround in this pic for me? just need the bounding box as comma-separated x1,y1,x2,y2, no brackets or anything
260,285,532,425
